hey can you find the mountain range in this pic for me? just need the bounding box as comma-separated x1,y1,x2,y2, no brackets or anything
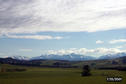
99,53,126,59
31,53,96,61
4,52,126,61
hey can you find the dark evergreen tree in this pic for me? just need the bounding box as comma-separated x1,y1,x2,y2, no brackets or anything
81,65,91,76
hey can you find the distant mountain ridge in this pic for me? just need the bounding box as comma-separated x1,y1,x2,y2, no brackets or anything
31,53,96,61
3,52,126,61
5,56,30,60
99,53,126,60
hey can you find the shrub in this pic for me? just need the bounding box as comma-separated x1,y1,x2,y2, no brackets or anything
81,65,91,76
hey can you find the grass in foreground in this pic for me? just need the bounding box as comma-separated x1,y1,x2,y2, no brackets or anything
0,64,126,84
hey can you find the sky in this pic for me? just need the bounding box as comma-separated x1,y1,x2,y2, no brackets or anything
0,0,126,57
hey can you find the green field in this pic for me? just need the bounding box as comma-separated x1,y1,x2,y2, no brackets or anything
0,64,126,84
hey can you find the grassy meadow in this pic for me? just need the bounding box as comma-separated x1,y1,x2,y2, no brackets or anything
0,64,126,84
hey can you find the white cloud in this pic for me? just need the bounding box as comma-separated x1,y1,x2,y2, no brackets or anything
19,49,33,52
115,46,123,49
96,40,104,44
109,39,126,44
115,44,126,49
4,34,63,40
0,0,126,35
47,48,126,57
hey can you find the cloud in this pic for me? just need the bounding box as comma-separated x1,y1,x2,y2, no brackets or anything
115,44,126,49
19,49,32,52
96,40,104,44
115,46,123,49
109,39,126,44
4,34,63,40
47,48,126,57
0,0,126,35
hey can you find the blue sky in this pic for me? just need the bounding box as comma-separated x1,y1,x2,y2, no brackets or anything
0,29,126,57
0,0,126,57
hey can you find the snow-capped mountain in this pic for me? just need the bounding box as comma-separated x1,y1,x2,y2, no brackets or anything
99,53,126,59
32,53,126,61
6,56,30,60
31,53,96,61
4,52,126,61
